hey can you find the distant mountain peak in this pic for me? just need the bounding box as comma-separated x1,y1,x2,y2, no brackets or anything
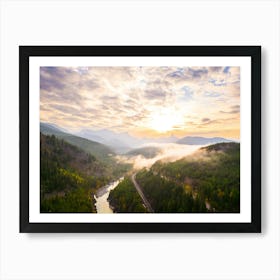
41,122,69,133
176,136,232,145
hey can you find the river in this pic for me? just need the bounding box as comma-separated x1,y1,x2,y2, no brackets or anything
94,144,205,213
94,177,124,213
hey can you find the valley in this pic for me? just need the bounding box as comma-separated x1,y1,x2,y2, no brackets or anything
40,123,240,214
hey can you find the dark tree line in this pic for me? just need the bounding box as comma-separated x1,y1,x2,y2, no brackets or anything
150,142,240,212
136,170,207,213
108,178,147,213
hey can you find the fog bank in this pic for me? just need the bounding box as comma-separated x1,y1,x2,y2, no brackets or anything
116,143,204,170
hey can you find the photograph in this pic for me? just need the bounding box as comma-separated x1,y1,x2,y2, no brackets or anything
3,1,277,279
20,46,261,232
40,65,240,214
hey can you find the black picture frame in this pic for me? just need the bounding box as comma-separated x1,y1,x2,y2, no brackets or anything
20,46,261,233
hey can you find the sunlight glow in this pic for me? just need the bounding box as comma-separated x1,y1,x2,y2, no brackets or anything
149,109,182,133
40,66,240,139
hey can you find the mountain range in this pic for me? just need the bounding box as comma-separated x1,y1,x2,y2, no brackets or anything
77,129,182,153
76,127,232,149
40,123,114,163
177,136,232,145
40,122,234,156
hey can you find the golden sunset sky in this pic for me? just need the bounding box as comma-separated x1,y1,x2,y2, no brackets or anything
40,66,240,139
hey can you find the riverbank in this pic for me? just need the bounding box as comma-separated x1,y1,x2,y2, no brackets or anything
94,178,124,213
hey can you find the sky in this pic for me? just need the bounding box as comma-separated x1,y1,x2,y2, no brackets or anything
40,66,240,139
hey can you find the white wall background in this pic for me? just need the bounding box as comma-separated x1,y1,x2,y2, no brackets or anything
0,0,279,279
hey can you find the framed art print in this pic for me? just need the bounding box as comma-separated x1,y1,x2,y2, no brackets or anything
19,46,261,233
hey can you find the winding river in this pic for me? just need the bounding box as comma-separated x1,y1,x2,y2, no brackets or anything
94,177,124,213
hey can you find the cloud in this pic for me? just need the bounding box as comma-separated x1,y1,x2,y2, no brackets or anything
117,143,202,170
145,89,167,100
204,91,221,98
40,66,240,138
208,78,227,87
231,105,240,110
220,105,240,114
210,67,223,72
220,110,239,114
72,67,89,75
167,68,185,79
178,86,193,102
166,67,209,81
188,67,208,78
48,104,81,114
202,118,211,122
223,66,231,73
198,119,220,126
40,67,67,91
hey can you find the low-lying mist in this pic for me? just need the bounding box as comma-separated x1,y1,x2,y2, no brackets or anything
116,143,204,170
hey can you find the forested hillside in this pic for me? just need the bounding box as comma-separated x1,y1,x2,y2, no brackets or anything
109,142,240,213
136,170,207,212
40,128,239,214
108,178,147,213
125,146,162,158
40,133,113,213
41,123,115,164
41,122,131,176
150,142,240,212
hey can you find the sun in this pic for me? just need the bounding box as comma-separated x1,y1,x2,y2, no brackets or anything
149,110,181,133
